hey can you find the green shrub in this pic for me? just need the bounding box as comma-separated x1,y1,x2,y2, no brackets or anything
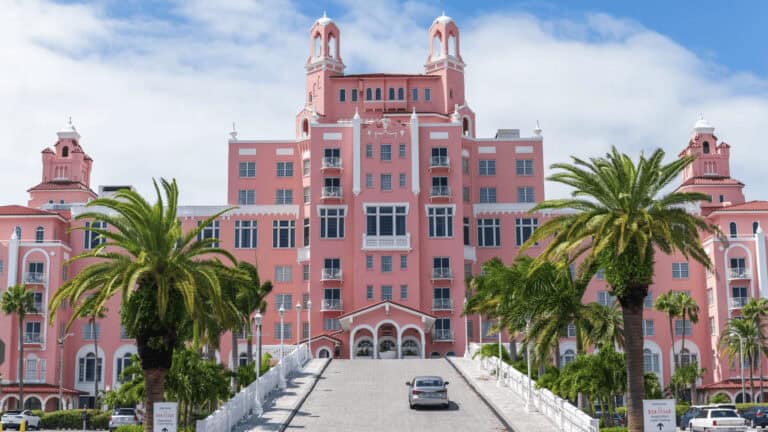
39,409,107,429
116,425,144,432
600,428,627,432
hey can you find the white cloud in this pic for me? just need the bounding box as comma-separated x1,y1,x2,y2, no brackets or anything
0,0,766,206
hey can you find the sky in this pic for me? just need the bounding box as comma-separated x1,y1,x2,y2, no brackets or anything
2,0,767,205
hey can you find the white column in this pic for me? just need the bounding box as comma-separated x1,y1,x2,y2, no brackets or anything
420,330,425,358
373,333,378,359
410,109,420,194
349,330,355,359
396,331,402,359
352,108,361,195
7,229,19,287
756,227,768,299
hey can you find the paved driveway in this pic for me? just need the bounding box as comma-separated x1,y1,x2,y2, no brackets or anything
286,359,509,432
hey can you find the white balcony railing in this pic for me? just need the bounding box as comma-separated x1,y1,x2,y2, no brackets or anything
431,268,453,280
362,234,411,251
321,186,342,199
464,245,477,261
24,272,46,284
322,157,342,169
430,185,451,197
432,298,453,311
297,246,310,262
321,268,342,281
24,334,42,344
429,155,450,168
433,329,453,342
321,299,343,311
730,297,749,309
728,268,752,280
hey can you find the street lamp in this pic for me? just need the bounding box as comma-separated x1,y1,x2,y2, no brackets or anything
57,332,74,410
296,302,302,347
279,305,285,360
497,319,502,385
253,313,262,380
463,298,469,358
306,299,312,357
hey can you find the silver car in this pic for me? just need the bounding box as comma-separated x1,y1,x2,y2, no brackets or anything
406,376,450,409
108,408,143,431
1,410,41,430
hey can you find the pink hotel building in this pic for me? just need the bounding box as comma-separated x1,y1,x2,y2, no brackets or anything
1,13,767,410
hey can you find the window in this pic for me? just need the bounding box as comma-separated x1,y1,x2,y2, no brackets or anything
433,287,451,309
515,218,538,246
35,227,44,243
709,317,715,335
303,186,311,204
676,348,697,366
481,320,495,338
516,187,534,203
462,157,469,174
319,207,345,238
323,318,341,331
675,319,693,336
197,220,220,247
398,87,404,100
702,141,710,154
339,88,346,102
643,292,653,309
323,288,341,310
239,162,256,177
412,88,418,101
24,321,42,343
463,217,470,245
380,174,392,191
672,262,689,279
302,293,310,309
78,353,102,382
707,288,713,305
596,269,605,280
643,349,660,373
431,176,448,196
351,88,358,102
274,265,292,283
238,189,255,205
84,221,107,249
516,159,534,176
381,285,393,301
31,292,43,312
400,284,408,299
235,220,257,249
477,218,501,247
466,320,473,338
424,88,431,101
274,323,292,340
598,291,616,306
323,258,340,280
366,285,374,300
478,160,496,176
380,144,392,161
562,350,576,366
479,187,497,203
276,162,294,177
434,318,451,340
732,286,748,307
274,294,293,311
302,264,310,281
366,255,373,270
27,262,44,283
754,221,760,234
399,143,406,158
399,173,406,188
83,322,101,340
465,262,472,278
400,254,408,269
366,205,407,236
381,256,393,272
116,353,133,383
272,220,296,248
730,258,746,278
719,194,725,203
427,206,454,238
303,158,311,176
729,222,737,238
275,189,293,204
303,218,310,247
642,320,654,336
388,88,395,100
366,88,372,101
365,173,374,188
375,88,382,100
0,260,3,273
433,257,451,278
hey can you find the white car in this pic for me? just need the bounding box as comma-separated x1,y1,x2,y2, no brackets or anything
689,408,747,431
1,410,41,430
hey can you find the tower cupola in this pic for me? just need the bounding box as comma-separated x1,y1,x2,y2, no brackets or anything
306,12,344,75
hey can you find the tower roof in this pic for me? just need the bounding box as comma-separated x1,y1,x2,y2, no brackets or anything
57,117,81,140
434,12,453,24
316,11,333,26
693,114,715,134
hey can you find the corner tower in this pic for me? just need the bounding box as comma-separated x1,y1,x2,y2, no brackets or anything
303,13,345,127
425,13,466,113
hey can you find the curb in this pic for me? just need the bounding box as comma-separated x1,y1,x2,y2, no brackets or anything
278,358,332,432
445,357,516,432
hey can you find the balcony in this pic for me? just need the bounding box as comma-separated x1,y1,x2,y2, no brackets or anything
429,185,451,199
431,268,453,280
24,272,46,284
322,157,342,170
321,299,343,311
32,303,44,314
321,186,343,200
297,246,310,262
464,245,477,261
24,334,42,344
362,234,411,251
432,298,453,311
321,268,342,281
730,297,749,309
728,268,752,280
429,156,450,170
432,329,454,342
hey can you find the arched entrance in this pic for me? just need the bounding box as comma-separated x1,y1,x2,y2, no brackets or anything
401,337,421,359
350,325,374,359
378,336,397,359
24,396,42,410
318,348,331,358
736,392,752,403
45,396,60,412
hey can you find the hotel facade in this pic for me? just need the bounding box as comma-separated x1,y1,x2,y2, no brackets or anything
0,13,766,410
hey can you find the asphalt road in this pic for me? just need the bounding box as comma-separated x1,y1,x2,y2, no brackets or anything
285,359,509,432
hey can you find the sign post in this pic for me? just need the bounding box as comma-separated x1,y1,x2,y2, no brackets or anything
643,399,676,432
153,402,178,432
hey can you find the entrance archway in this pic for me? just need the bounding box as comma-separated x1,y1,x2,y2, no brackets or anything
318,348,331,358
378,336,397,359
401,337,421,358
24,396,42,410
355,338,373,359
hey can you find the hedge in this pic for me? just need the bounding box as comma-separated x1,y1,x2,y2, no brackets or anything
115,426,144,432
37,409,109,430
600,428,627,432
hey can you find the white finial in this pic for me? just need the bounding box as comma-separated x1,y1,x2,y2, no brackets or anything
323,10,327,18
230,122,238,140
311,107,319,121
411,106,417,119
442,10,445,16
67,116,72,126
534,120,542,136
353,107,360,120
451,104,460,123
11,229,18,240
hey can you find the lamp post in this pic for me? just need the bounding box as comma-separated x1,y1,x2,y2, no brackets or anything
306,299,312,357
279,305,285,360
296,302,302,347
463,298,469,358
478,314,482,344
497,319,502,385
57,332,74,410
253,313,262,380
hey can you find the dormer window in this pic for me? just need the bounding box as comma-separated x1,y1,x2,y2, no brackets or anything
702,141,710,154
62,146,69,157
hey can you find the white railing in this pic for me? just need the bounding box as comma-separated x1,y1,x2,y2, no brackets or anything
431,268,453,279
430,185,451,197
432,298,453,311
321,268,342,281
321,299,343,311
24,272,46,284
322,156,342,169
433,329,453,341
728,268,752,279
321,186,342,198
730,297,749,309
196,343,311,432
362,234,410,250
467,343,599,432
430,155,450,168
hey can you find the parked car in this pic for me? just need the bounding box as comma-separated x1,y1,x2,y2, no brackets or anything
689,409,747,432
109,407,143,431
1,410,41,430
406,376,450,409
680,405,738,430
739,406,768,428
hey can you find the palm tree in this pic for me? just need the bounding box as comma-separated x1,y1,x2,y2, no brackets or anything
742,298,768,400
720,317,761,401
677,292,699,362
523,147,717,431
79,296,108,407
654,292,682,366
49,179,235,432
1,285,35,407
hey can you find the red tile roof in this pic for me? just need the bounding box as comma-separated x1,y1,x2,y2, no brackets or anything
27,181,95,193
0,383,83,394
713,200,768,212
700,379,764,390
679,176,744,187
332,73,440,79
338,300,437,319
0,205,59,216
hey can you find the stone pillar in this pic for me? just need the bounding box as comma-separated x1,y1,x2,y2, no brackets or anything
756,227,768,299
7,229,19,287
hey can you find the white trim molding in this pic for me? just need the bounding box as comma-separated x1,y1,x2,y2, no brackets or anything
473,203,536,217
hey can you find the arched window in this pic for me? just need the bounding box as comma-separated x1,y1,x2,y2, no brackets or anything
14,226,21,239
561,349,575,366
238,352,248,367
365,88,372,101
301,119,309,137
462,117,470,136
643,348,660,373
754,222,760,234
78,352,102,382
35,227,44,243
356,339,373,357
375,88,382,101
379,339,395,353
702,141,710,154
566,323,576,338
402,339,419,357
328,35,336,58
730,222,738,238
313,35,321,58
116,352,133,383
677,348,697,366
318,348,330,358
62,146,69,157
448,34,457,56
24,397,42,410
432,34,442,58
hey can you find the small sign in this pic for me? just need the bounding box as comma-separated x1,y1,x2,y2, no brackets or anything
153,402,178,432
643,399,676,432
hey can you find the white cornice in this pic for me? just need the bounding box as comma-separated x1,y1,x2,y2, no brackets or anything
463,136,543,143
229,139,298,144
473,203,536,216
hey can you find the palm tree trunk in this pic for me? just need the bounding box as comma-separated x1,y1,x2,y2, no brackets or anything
761,353,764,402
93,318,99,408
622,301,645,432
231,330,238,392
17,315,24,407
751,353,756,400
680,310,686,366
247,328,254,364
509,338,517,363
690,368,698,404
668,315,677,367
554,341,561,369
143,368,168,432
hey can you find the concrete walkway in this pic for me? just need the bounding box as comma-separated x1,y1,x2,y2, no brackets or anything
237,358,330,432
448,356,554,432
